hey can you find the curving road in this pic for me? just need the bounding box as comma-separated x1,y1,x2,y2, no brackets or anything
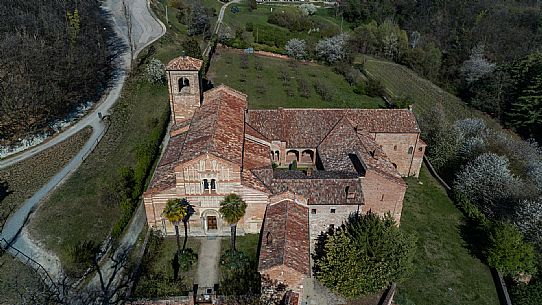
0,0,165,284
0,0,165,169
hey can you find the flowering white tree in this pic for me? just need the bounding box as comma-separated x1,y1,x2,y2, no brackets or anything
145,58,166,84
454,153,521,217
285,38,307,60
460,44,496,84
315,34,349,64
454,118,487,139
514,198,542,245
299,3,317,16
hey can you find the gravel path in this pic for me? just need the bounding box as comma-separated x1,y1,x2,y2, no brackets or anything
0,0,165,285
196,237,221,289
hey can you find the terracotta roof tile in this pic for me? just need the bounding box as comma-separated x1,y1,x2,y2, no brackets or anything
247,108,419,148
165,56,203,71
178,86,247,165
258,200,310,275
268,178,363,205
145,132,187,194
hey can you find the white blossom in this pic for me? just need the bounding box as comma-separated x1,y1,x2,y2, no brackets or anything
460,44,496,84
514,197,542,246
315,34,349,64
145,58,166,84
285,38,307,60
298,3,317,16
454,153,521,217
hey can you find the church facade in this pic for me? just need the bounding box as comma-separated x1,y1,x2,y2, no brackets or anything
143,55,426,293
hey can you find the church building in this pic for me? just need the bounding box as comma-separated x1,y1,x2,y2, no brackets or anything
143,55,426,295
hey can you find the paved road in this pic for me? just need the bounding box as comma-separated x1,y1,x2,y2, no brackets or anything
203,0,240,58
196,237,221,289
0,0,165,284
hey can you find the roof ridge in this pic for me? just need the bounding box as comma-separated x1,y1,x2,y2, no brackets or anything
206,92,223,154
316,115,351,148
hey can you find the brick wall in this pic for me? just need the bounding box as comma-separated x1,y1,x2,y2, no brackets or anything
372,133,424,177
360,171,406,224
167,70,201,124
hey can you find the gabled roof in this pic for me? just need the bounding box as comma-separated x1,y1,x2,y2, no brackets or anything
177,86,247,165
166,56,203,71
258,200,310,275
247,108,420,148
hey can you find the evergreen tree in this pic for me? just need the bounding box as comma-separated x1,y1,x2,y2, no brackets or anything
314,212,416,299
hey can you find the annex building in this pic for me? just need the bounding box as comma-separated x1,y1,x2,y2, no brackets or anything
143,56,426,295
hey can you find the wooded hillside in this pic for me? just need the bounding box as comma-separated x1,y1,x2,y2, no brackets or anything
341,0,542,141
0,0,114,146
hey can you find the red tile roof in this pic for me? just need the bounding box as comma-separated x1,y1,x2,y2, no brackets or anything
247,108,419,148
165,56,203,71
145,131,187,194
177,86,247,165
241,137,272,193
258,200,310,275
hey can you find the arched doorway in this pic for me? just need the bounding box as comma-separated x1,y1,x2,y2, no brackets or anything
300,150,314,164
286,150,299,164
201,209,221,234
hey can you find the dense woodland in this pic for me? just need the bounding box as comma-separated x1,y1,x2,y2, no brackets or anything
341,0,542,142
0,0,114,146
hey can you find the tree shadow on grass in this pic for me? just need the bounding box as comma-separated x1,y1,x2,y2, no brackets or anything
458,216,490,262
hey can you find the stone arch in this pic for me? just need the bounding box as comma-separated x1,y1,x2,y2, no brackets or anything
178,77,190,93
275,150,280,163
300,149,314,164
285,150,299,164
408,146,414,155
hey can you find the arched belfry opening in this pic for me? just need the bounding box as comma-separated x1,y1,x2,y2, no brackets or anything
178,77,190,93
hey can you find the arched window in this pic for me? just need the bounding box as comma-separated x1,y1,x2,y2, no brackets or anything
408,147,413,155
394,145,397,151
178,77,190,93
203,179,209,192
419,147,423,152
345,186,350,197
210,179,216,193
275,151,280,162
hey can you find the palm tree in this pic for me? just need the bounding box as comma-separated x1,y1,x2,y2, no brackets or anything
163,198,187,254
219,193,247,253
179,198,194,252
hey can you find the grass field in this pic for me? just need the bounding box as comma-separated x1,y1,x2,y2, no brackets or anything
222,1,342,50
0,126,92,218
132,235,200,297
396,166,499,305
221,233,260,263
208,48,385,109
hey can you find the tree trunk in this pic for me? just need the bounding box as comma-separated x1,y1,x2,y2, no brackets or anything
175,224,181,254
182,220,188,253
231,223,237,253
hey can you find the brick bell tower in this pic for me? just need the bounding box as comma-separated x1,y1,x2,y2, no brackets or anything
165,54,204,124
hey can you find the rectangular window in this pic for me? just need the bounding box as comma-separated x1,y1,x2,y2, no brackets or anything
311,209,316,214
330,208,336,214
211,179,217,193
381,194,385,201
203,179,209,193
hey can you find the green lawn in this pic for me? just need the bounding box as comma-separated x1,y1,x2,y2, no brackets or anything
132,234,201,297
396,166,499,305
221,233,260,263
222,1,341,50
208,48,385,109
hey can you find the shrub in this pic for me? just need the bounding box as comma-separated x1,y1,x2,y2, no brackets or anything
66,240,100,276
486,222,537,276
513,197,542,247
454,153,521,218
365,78,385,97
268,10,313,32
299,3,317,16
297,78,311,98
145,58,166,84
178,248,198,271
314,212,416,299
315,34,349,64
284,38,307,60
353,82,367,95
510,278,542,305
